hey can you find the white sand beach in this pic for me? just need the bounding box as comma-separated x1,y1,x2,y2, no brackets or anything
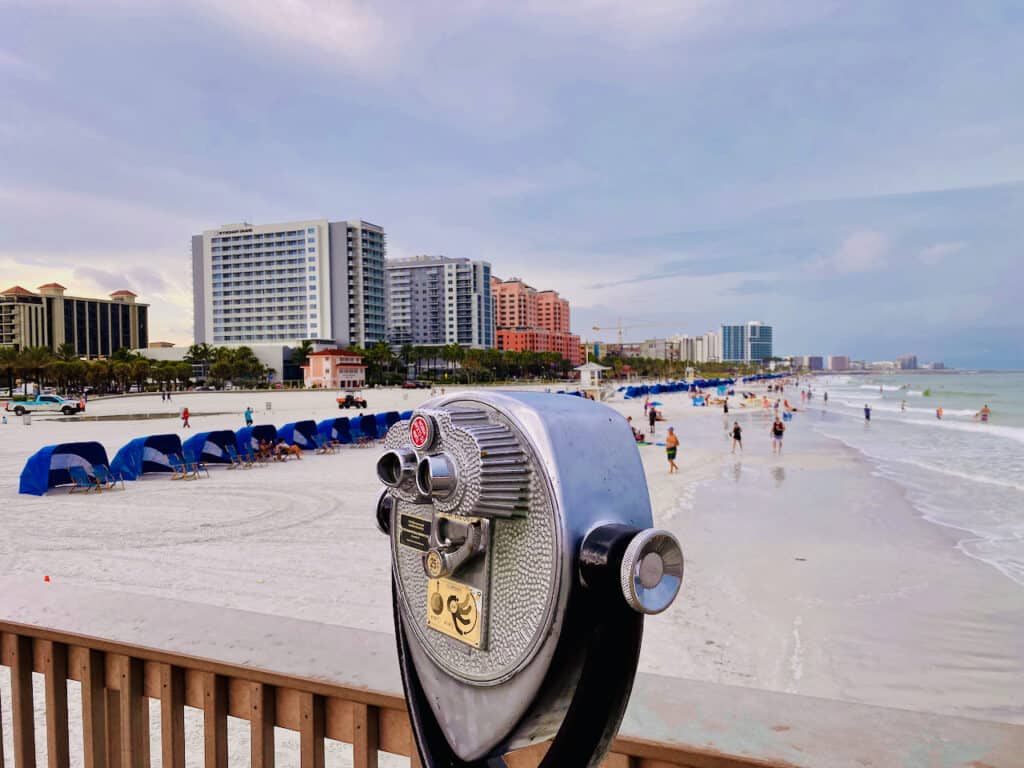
2,384,1022,765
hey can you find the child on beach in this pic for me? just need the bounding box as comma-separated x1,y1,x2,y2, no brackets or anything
181,407,190,428
665,427,679,473
731,422,743,453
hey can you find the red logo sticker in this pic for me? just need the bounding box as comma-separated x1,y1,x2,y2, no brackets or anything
410,415,431,448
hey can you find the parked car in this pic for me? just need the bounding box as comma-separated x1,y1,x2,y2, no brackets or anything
337,393,368,409
6,394,84,416
401,381,418,389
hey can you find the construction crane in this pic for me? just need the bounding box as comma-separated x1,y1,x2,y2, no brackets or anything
591,320,664,347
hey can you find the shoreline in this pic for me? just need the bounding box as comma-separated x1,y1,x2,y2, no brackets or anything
1,385,1021,726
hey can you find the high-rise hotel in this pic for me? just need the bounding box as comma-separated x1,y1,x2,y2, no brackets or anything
721,321,773,363
385,256,493,348
191,219,386,347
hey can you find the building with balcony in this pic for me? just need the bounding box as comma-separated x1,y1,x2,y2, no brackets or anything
385,256,492,348
302,348,366,389
191,218,386,349
722,321,773,363
0,283,148,357
491,277,582,365
828,355,850,371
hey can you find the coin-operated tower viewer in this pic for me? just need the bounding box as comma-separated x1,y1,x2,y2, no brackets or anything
375,391,684,767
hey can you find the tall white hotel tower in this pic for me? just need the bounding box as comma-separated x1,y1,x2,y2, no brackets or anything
191,219,386,347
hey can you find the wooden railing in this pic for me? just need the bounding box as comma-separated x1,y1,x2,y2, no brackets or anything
2,580,1022,768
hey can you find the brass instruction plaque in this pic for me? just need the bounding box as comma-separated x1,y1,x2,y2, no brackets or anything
426,577,483,649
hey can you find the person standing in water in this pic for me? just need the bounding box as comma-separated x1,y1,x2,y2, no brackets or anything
731,422,743,453
901,400,906,412
665,427,680,473
977,404,992,423
936,407,944,420
770,417,785,455
864,404,871,421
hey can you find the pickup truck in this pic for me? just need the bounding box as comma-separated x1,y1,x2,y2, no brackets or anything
6,395,85,416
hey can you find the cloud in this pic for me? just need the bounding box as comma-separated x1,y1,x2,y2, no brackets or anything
196,0,390,72
918,241,966,265
815,231,889,274
0,47,48,80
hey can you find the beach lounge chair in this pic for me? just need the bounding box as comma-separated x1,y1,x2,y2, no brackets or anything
168,454,197,480
68,466,100,493
242,446,266,467
225,445,250,469
313,434,335,454
183,450,210,479
94,465,126,490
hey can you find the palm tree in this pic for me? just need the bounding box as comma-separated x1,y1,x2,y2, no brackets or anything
185,343,215,380
291,340,314,370
16,347,55,391
0,346,18,394
55,343,78,362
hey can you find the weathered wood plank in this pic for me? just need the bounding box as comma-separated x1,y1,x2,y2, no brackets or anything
159,665,185,768
117,656,150,768
79,650,107,768
351,702,378,768
42,641,70,768
249,682,275,768
202,672,228,768
0,673,6,768
298,692,324,768
8,634,36,768
105,690,121,768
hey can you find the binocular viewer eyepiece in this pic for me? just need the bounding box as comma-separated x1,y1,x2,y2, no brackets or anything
377,447,458,499
376,391,683,766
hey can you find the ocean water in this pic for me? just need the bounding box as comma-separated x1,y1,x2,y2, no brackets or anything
801,372,1024,586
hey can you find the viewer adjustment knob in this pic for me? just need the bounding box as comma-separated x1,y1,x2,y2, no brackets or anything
619,529,683,615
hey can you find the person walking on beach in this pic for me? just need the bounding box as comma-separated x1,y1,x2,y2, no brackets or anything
771,418,785,455
648,406,657,435
864,404,871,421
182,407,191,429
643,397,650,415
665,427,679,474
901,400,906,412
723,398,729,414
731,422,743,453
823,391,828,404
244,406,253,426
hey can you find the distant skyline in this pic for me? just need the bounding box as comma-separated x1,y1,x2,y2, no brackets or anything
1,1,1022,368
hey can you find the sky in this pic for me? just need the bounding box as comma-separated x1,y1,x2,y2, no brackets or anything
1,0,1022,368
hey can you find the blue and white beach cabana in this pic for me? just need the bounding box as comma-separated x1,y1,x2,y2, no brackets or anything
19,441,111,495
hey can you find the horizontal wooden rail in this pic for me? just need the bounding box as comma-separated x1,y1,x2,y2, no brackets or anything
1,580,1022,767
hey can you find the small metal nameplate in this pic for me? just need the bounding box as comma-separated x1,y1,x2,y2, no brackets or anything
399,514,431,552
427,577,483,649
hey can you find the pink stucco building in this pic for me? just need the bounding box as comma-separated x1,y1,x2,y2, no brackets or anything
302,349,367,389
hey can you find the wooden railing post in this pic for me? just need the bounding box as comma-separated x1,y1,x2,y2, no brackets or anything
249,682,275,768
105,690,121,768
159,665,184,768
298,692,324,768
42,641,70,768
8,634,36,768
202,672,228,768
117,656,149,768
79,650,107,768
351,702,378,768
0,673,6,768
